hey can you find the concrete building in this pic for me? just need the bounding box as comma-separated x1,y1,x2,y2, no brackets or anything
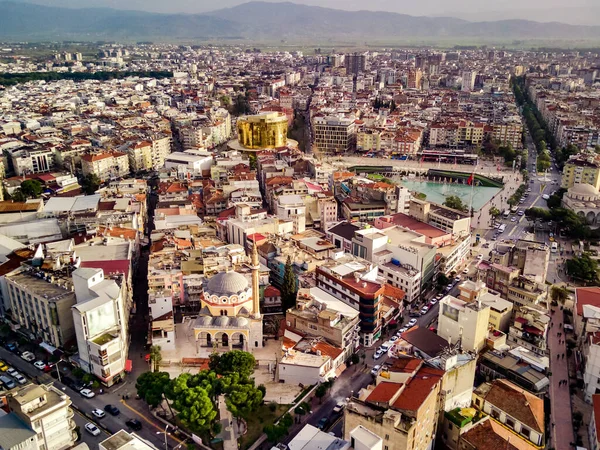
589,395,600,450
561,152,600,190
408,199,471,238
99,430,159,450
583,332,600,402
164,151,214,178
0,413,37,450
457,280,513,332
81,152,130,182
6,267,76,348
313,116,356,154
7,384,77,450
461,70,476,92
472,379,545,447
345,52,367,75
71,267,128,386
10,148,55,175
437,295,490,353
507,306,549,356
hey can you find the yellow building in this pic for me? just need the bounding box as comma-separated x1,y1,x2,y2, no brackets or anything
561,153,600,190
237,112,288,149
357,130,381,152
192,244,263,351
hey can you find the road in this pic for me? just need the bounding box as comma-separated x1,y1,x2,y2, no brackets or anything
0,333,182,450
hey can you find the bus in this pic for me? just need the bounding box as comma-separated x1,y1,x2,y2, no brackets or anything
498,224,506,233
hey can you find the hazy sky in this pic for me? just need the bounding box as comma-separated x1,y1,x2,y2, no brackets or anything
9,0,600,25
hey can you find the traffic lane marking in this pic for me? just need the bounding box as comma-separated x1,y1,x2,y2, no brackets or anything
120,399,183,443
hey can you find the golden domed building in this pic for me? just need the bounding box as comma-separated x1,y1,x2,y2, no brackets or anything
227,112,298,153
192,244,263,352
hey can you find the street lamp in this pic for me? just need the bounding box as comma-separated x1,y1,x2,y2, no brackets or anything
156,424,171,450
55,359,64,383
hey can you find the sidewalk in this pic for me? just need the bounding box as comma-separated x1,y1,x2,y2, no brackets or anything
548,308,575,450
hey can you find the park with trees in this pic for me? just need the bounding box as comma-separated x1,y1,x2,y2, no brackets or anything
135,350,290,448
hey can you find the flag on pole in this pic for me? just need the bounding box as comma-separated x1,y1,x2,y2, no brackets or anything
467,173,474,185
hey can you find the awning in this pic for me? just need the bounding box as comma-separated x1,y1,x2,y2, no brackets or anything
125,360,133,372
40,342,57,354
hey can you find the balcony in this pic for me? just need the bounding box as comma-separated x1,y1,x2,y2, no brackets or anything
67,408,74,419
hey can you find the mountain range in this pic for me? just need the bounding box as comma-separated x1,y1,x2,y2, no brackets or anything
1,0,600,42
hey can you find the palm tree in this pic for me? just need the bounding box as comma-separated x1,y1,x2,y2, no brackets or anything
149,345,162,372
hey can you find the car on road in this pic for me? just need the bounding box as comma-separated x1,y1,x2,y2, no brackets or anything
6,368,18,377
92,409,106,419
104,405,120,416
390,335,398,342
43,363,55,373
542,194,550,200
20,352,35,362
317,417,329,430
373,349,384,359
126,419,143,431
407,318,417,327
33,361,46,370
493,223,499,229
85,423,101,436
408,312,420,318
80,389,95,398
511,217,517,222
13,373,27,385
371,365,381,376
0,375,15,389
429,299,438,306
518,211,524,216
72,381,85,392
333,402,346,414
397,327,407,334
5,342,17,352
420,306,429,314
0,360,8,371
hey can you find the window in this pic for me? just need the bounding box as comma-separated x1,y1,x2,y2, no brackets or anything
385,434,390,440
506,418,515,429
475,398,481,407
520,428,530,439
491,409,500,420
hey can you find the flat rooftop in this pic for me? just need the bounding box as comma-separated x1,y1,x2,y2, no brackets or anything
100,430,159,450
8,271,76,302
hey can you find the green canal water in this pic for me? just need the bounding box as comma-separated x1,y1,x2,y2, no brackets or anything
401,180,502,211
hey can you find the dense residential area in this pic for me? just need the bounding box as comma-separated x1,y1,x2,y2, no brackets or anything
0,41,599,450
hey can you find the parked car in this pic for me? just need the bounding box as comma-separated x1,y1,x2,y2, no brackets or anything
390,335,398,342
61,377,75,388
420,306,429,315
104,404,120,416
20,352,35,362
13,373,27,385
371,365,381,376
0,360,8,371
85,423,101,436
6,368,18,377
0,375,16,389
126,419,142,431
43,363,55,373
5,342,17,352
317,417,329,430
80,389,95,398
407,318,417,327
33,361,46,370
409,312,420,318
429,299,438,306
72,381,85,392
397,327,407,334
92,409,106,419
373,349,384,360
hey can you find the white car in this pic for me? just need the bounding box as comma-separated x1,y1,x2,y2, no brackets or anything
80,389,95,398
33,361,46,370
333,402,346,414
510,217,517,222
429,299,438,305
407,318,417,327
477,254,483,260
13,373,27,385
397,327,407,334
371,365,381,376
390,335,398,342
7,368,18,377
85,423,101,436
20,351,35,362
373,349,384,360
92,409,106,419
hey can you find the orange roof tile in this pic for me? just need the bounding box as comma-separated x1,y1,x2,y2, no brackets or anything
366,382,404,404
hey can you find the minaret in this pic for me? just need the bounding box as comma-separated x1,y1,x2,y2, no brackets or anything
251,242,261,317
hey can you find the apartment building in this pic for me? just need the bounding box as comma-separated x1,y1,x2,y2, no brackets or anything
100,430,160,450
357,130,381,152
408,199,471,238
0,413,37,450
562,152,600,190
507,306,549,356
6,267,76,348
81,151,130,182
7,384,77,450
313,116,356,154
590,395,600,450
316,255,384,347
345,52,367,75
126,141,153,172
472,379,545,447
458,280,513,332
461,70,476,92
71,268,128,386
10,148,55,175
343,365,443,450
437,295,490,353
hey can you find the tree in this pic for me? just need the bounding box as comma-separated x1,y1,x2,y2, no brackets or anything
566,254,599,284
489,206,501,219
81,173,101,195
264,414,293,443
209,350,256,379
10,189,26,202
443,195,467,212
415,192,427,200
136,371,171,409
281,256,297,310
315,384,328,404
351,353,360,365
437,274,450,289
149,345,162,372
168,382,217,433
225,382,264,425
20,180,43,199
551,286,570,304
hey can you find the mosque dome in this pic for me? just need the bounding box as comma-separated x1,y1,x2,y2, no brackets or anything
206,271,249,296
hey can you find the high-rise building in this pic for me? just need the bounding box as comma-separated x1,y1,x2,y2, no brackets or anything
461,70,477,92
407,69,422,89
313,116,356,154
71,268,129,386
345,52,367,75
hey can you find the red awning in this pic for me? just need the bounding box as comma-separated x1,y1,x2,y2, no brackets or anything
125,360,133,372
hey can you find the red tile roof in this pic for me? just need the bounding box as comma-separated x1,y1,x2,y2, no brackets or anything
576,287,600,316
366,382,404,404
392,366,443,413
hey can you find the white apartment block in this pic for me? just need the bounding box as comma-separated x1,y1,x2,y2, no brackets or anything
11,148,55,175
72,268,128,387
151,136,172,169
81,151,130,182
179,126,205,149
313,116,356,154
126,141,153,172
437,295,490,353
7,384,77,450
584,332,600,402
461,70,476,92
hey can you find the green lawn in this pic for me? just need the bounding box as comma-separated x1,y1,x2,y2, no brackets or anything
238,404,289,450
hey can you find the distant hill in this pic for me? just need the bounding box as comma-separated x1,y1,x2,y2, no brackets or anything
1,0,600,42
